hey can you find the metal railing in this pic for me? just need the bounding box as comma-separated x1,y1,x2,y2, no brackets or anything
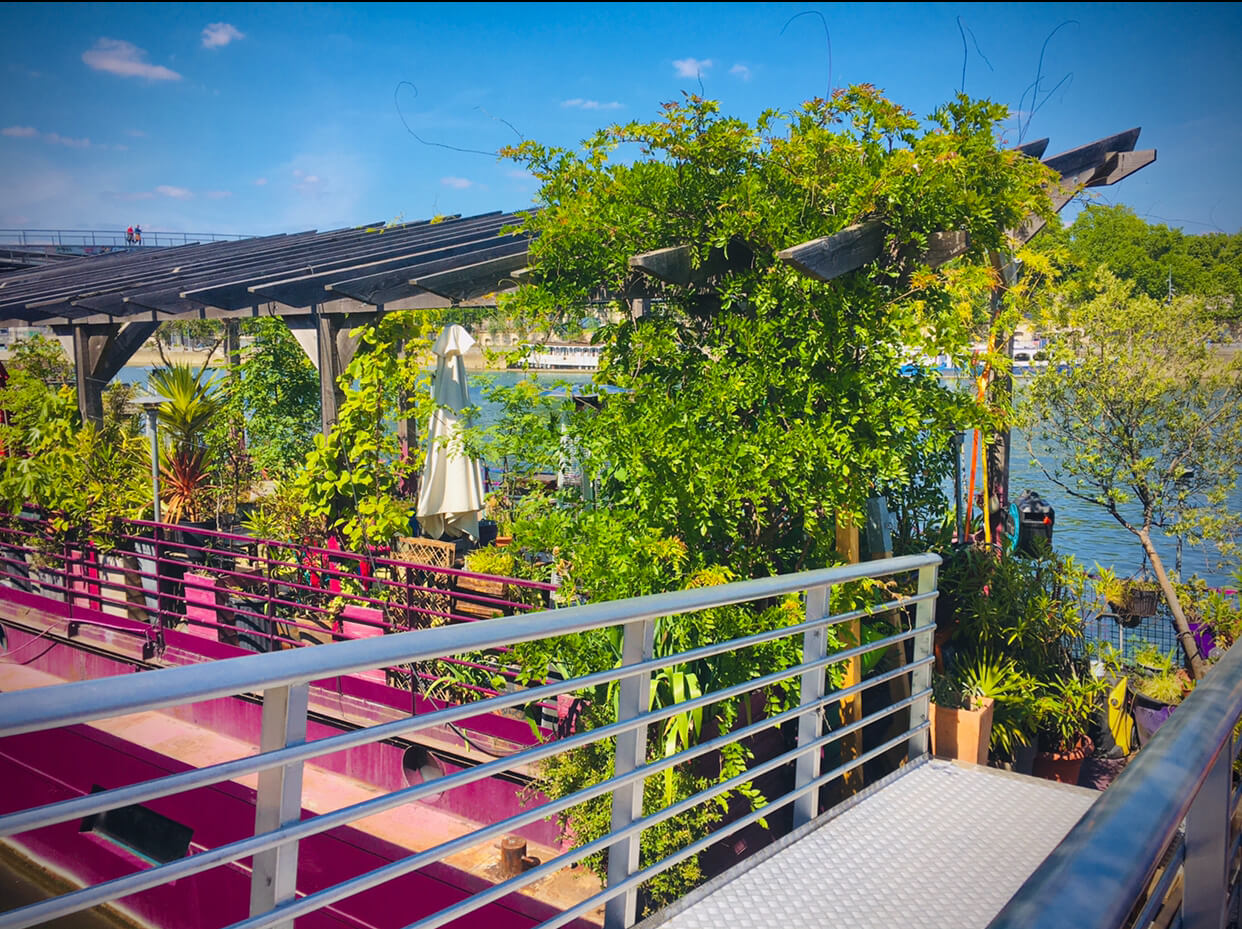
990,637,1242,929
0,228,253,249
0,550,941,929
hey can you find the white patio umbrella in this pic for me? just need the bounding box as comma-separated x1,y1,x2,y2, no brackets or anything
415,324,485,540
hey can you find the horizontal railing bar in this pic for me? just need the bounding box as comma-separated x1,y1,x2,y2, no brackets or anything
0,555,938,736
0,644,928,929
988,640,1242,929
1128,837,1184,929
0,605,929,839
415,723,924,929
225,673,927,929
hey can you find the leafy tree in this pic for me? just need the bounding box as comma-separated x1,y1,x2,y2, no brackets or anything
148,364,223,523
1022,270,1242,678
502,88,1053,579
0,337,149,540
1038,205,1242,319
212,317,320,479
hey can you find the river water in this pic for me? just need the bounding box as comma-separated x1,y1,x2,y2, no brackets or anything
116,366,1239,588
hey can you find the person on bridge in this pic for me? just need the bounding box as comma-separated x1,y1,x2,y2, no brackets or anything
134,224,142,245
126,225,134,245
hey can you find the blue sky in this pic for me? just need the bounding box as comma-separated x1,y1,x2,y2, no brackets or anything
1,2,1239,237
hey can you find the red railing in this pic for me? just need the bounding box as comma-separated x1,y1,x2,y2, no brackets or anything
0,510,558,701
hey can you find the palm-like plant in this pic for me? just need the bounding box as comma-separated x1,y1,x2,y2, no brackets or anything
148,364,222,523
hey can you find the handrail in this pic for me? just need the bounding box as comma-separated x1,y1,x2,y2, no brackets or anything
990,638,1242,929
0,550,941,929
0,228,254,248
0,552,937,736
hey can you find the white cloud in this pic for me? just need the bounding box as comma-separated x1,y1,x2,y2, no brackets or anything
3,126,95,148
561,98,624,111
506,168,535,181
441,176,474,189
126,129,147,138
673,57,713,78
83,38,182,81
156,185,193,199
730,63,751,81
201,23,245,49
205,190,233,199
44,132,91,149
254,177,268,186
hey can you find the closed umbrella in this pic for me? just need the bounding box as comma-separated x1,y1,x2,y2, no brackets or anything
416,325,485,540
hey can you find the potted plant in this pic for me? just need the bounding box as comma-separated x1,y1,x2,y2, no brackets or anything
929,651,1023,766
1098,567,1161,628
1131,645,1192,746
1032,671,1106,784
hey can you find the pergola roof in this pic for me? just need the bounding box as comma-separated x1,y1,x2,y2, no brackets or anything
0,211,532,327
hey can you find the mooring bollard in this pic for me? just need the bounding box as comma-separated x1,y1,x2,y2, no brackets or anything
499,835,527,877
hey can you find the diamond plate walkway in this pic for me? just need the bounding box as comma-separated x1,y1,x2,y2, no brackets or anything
644,758,1098,929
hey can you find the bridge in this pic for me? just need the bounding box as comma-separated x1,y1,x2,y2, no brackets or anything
0,229,253,272
0,514,1237,929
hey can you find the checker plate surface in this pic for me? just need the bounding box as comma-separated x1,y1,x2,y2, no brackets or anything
650,759,1097,929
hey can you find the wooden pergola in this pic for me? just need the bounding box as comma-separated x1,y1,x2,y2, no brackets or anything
0,212,530,433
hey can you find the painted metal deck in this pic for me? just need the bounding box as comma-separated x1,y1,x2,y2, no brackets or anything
644,758,1098,929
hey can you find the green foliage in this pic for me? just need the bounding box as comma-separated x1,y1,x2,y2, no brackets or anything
293,311,441,549
214,318,321,478
1034,671,1107,752
1036,204,1242,319
0,339,149,540
501,88,1053,578
148,364,223,523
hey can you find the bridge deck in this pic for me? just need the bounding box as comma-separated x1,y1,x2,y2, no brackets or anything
644,758,1097,929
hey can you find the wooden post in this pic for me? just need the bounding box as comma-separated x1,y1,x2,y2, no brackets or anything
61,321,160,426
836,517,863,793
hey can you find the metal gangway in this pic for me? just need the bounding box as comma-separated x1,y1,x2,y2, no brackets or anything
0,551,1239,929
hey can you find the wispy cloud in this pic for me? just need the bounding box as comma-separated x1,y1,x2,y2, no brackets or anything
83,38,182,81
156,185,193,199
126,129,147,138
109,190,156,202
205,190,233,200
561,98,624,111
730,63,751,81
506,168,535,181
254,177,268,186
673,57,713,78
441,176,474,189
3,125,103,149
202,23,245,49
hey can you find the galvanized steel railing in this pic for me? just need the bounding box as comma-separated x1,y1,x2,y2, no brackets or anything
990,637,1242,929
0,551,940,929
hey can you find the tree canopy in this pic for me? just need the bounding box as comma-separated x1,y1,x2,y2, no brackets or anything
501,87,1055,582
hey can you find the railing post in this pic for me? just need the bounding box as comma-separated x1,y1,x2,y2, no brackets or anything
604,617,655,929
249,682,309,927
908,563,937,761
1184,744,1231,929
793,583,830,828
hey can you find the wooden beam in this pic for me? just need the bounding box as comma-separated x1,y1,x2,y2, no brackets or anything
411,251,528,303
1041,127,1141,182
923,230,969,268
778,221,885,283
1085,149,1157,188
60,320,160,425
1015,137,1050,160
627,240,753,287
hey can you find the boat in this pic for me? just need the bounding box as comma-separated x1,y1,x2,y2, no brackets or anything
525,342,603,370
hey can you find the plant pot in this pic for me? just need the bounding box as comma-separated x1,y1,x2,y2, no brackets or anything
1132,692,1177,747
1032,734,1093,785
930,697,995,766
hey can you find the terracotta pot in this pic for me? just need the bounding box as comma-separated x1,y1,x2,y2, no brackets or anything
1032,734,1093,785
930,697,995,765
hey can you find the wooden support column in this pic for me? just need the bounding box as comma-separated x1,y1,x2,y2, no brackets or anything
287,307,374,436
59,321,161,426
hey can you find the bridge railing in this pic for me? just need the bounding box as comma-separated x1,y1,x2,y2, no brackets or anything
0,228,253,249
0,548,940,929
0,511,556,697
990,632,1242,929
